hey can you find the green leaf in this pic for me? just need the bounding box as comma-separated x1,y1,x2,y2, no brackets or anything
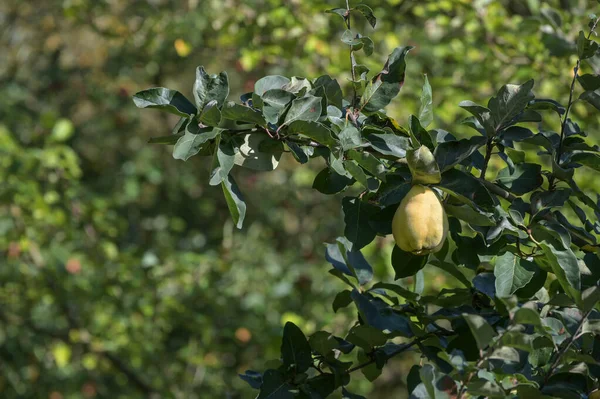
221,174,246,229
407,145,441,184
314,75,343,110
350,290,414,336
344,160,372,190
198,99,222,126
254,75,290,96
496,163,543,195
429,259,472,288
487,79,535,131
192,66,229,110
577,30,599,59
354,4,376,28
391,246,428,279
342,197,377,250
444,204,495,227
282,95,322,126
209,137,236,185
173,126,221,161
360,46,413,113
434,136,486,172
338,125,362,151
239,370,263,389
221,102,266,126
332,290,353,312
570,152,600,172
257,369,294,399
537,242,581,300
281,322,312,373
494,252,536,297
577,74,600,91
370,282,419,302
418,75,433,128
439,169,496,210
286,121,337,147
133,88,197,117
462,314,497,350
418,364,455,399
366,133,411,158
458,101,494,136
232,133,282,171
580,88,600,111
346,325,387,350
347,150,386,181
313,168,353,195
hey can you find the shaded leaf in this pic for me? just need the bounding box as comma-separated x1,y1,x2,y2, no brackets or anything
133,88,197,117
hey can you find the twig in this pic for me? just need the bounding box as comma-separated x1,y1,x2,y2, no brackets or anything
550,17,600,190
479,140,495,180
541,308,594,388
345,0,358,109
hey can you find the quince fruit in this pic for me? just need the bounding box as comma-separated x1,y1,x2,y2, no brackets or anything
392,185,448,255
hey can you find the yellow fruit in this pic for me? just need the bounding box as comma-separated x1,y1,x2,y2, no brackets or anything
392,185,448,255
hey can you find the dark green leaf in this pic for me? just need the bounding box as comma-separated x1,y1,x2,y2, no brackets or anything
313,167,353,195
494,252,536,297
344,160,371,190
577,30,599,59
580,89,600,111
281,322,312,373
133,88,197,117
360,46,413,113
578,74,600,91
257,369,294,399
458,101,494,136
434,136,486,172
355,4,376,28
391,246,428,279
488,79,535,131
342,197,377,250
351,290,414,336
496,163,543,195
439,169,496,210
239,370,263,389
332,290,353,312
570,152,600,172
346,325,387,350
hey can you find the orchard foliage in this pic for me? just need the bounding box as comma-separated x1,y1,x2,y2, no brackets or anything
136,2,600,398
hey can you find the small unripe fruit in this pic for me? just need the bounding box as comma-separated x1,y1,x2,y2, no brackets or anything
392,185,448,255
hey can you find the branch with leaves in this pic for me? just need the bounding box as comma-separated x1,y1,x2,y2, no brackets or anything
134,2,600,398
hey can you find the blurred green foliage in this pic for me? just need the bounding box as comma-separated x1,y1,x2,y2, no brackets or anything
1,0,599,398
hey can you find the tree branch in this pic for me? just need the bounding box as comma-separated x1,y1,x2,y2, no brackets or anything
346,339,420,374
541,308,594,388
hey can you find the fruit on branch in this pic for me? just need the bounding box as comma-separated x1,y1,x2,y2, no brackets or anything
392,185,448,255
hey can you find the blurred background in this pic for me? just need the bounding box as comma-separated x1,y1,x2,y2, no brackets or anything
1,0,599,398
